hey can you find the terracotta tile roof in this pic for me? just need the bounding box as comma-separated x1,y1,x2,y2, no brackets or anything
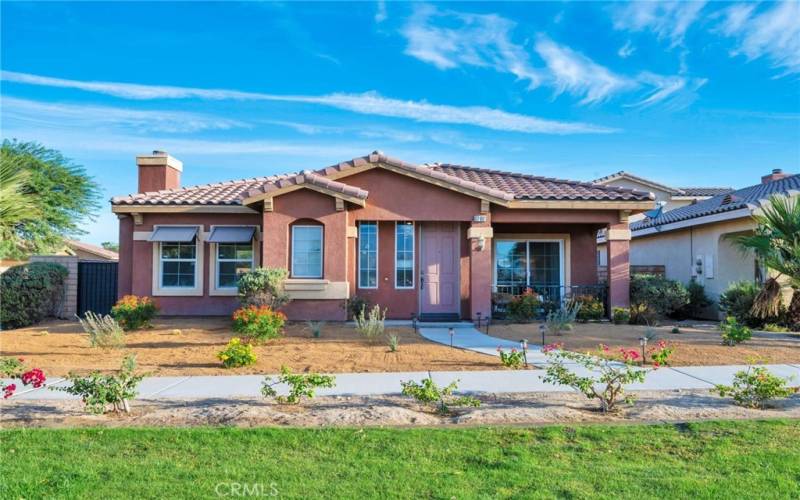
432,164,653,201
246,171,369,200
593,171,731,198
631,174,799,232
111,151,653,206
66,240,119,260
677,187,733,197
111,174,293,205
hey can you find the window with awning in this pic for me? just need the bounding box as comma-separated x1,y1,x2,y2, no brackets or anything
149,226,198,242
207,226,256,244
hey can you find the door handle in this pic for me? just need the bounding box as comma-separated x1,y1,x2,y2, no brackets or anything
420,276,424,290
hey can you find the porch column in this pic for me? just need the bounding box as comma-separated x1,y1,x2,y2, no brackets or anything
606,220,631,313
468,212,493,320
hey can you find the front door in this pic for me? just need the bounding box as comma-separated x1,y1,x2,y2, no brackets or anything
420,222,460,316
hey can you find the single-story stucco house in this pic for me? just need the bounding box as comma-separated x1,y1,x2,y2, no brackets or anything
112,151,654,321
628,169,798,315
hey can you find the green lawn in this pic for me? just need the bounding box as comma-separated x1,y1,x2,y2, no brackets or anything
2,420,799,499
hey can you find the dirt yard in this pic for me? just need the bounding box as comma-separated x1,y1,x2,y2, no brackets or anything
1,318,502,376
2,390,799,428
491,321,800,366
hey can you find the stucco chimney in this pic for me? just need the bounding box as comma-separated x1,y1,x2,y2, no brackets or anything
136,150,182,193
761,168,789,184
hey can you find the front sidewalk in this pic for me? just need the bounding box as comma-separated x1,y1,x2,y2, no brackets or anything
6,363,800,401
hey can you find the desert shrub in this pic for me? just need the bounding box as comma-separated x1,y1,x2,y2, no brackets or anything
232,305,286,344
675,280,713,319
763,323,789,333
630,274,689,323
388,334,399,352
1,357,46,399
714,365,796,409
343,295,370,320
545,299,580,336
110,295,158,331
648,340,675,367
261,365,336,404
307,320,324,338
719,281,766,328
217,337,257,368
400,376,480,415
719,316,752,346
506,288,541,322
0,262,68,329
612,307,630,325
237,267,290,310
55,355,143,414
671,327,681,334
355,304,386,342
77,311,125,348
629,303,658,326
497,347,525,369
542,343,647,413
575,294,605,322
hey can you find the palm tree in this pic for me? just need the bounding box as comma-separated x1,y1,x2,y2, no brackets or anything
0,149,40,258
735,195,800,326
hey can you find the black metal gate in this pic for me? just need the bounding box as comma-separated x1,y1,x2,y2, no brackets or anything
77,261,118,316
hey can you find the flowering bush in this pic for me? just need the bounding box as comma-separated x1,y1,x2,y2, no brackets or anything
612,307,630,325
506,288,541,322
217,337,257,368
400,376,480,415
1,357,47,399
542,343,646,413
649,340,675,367
575,294,605,322
110,295,158,331
719,316,752,346
232,305,286,344
261,365,336,404
714,365,796,409
55,355,143,414
618,347,640,364
497,347,525,369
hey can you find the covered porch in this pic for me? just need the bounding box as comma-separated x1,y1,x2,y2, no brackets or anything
467,206,633,320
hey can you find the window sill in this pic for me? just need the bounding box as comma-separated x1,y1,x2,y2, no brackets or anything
209,288,238,297
284,280,348,299
152,288,203,297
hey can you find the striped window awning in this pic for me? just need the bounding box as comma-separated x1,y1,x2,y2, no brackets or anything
207,226,255,243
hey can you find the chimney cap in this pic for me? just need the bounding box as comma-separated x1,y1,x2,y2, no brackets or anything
152,150,168,156
136,151,183,172
772,168,783,174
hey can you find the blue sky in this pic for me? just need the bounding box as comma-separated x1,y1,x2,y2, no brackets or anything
1,1,799,245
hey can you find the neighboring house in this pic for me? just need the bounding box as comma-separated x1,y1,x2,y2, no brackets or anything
628,170,798,315
112,151,653,320
594,171,731,268
65,240,119,261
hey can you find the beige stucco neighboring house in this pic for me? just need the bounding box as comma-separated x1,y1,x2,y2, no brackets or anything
628,170,798,317
595,171,732,267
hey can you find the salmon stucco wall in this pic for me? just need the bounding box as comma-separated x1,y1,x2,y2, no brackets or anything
119,212,261,316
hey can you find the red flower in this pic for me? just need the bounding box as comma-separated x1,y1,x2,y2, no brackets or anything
21,368,46,388
542,343,562,353
17,357,24,362
3,384,16,399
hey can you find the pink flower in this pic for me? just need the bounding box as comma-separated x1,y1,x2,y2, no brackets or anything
21,368,46,388
3,384,16,399
542,343,562,353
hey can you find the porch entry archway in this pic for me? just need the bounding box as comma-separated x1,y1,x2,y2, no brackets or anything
419,222,460,320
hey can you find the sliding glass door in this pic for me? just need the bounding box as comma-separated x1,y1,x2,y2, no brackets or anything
494,240,564,296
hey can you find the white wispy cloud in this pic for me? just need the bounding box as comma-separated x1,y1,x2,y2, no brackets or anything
400,4,543,86
1,96,247,133
1,71,615,134
375,0,387,23
618,40,636,58
612,1,707,47
628,73,707,109
534,36,636,104
717,1,800,75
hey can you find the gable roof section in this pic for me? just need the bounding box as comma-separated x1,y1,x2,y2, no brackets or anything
112,151,654,209
593,171,731,198
631,174,799,233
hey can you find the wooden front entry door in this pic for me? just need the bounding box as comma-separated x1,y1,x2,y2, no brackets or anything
420,222,460,315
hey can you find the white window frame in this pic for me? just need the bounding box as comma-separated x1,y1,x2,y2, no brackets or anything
151,224,204,297
394,221,414,289
358,221,379,289
291,225,323,279
209,225,260,296
493,238,566,289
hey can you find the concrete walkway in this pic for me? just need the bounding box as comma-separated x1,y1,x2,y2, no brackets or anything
6,364,799,401
419,325,551,364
